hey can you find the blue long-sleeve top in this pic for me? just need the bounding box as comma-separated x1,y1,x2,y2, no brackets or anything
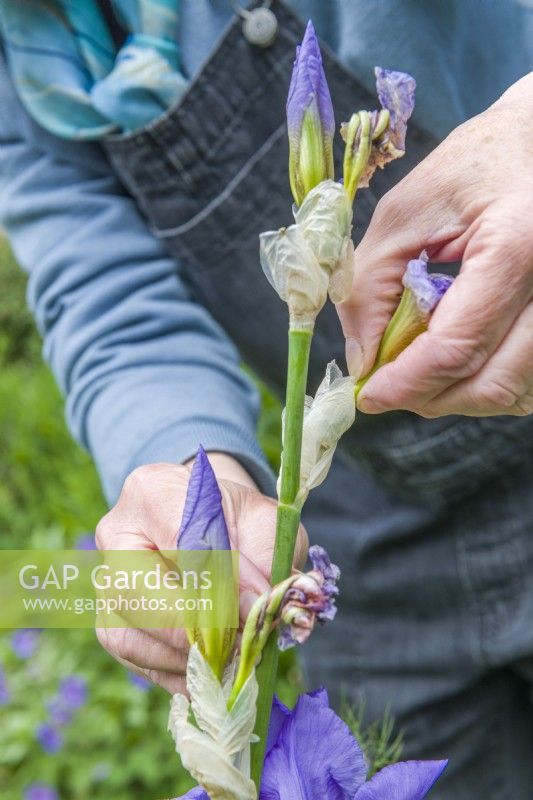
0,0,531,503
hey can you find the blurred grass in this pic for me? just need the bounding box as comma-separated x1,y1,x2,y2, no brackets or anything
0,237,298,800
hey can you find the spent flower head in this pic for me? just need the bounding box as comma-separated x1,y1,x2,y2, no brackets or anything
342,67,416,200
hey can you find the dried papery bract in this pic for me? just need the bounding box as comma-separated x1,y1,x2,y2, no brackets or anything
168,645,258,800
277,361,356,506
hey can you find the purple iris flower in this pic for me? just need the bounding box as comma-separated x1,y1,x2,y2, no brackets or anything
177,446,230,551
375,67,416,151
24,784,59,800
0,665,10,706
286,20,335,205
36,722,64,754
11,628,41,659
402,253,454,317
175,689,447,800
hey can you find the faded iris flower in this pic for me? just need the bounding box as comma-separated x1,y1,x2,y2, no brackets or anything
36,722,64,754
11,628,41,659
177,445,231,552
356,254,454,396
177,689,447,800
374,253,453,366
375,67,416,152
24,784,59,800
230,545,340,701
342,67,416,199
402,253,454,317
278,545,340,650
287,20,335,206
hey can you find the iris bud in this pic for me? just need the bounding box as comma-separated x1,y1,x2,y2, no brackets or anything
286,21,335,206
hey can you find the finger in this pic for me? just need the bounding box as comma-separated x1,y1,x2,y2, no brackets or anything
337,155,467,376
419,301,533,417
358,207,533,413
96,626,188,673
115,655,187,695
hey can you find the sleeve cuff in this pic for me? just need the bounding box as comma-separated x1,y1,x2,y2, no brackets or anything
120,418,276,502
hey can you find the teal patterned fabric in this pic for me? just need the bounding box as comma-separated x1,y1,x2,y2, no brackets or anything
0,0,187,139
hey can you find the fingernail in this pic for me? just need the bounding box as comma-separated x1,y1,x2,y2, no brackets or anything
357,394,386,414
240,590,260,619
345,337,364,378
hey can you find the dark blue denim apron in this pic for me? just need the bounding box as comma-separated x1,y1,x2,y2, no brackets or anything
104,3,533,796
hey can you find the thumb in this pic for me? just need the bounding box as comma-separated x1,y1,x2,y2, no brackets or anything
337,159,466,377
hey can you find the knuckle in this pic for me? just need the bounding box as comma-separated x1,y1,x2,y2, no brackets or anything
122,464,159,495
429,336,488,380
475,379,521,411
95,512,117,549
514,392,533,416
373,189,402,226
110,630,136,663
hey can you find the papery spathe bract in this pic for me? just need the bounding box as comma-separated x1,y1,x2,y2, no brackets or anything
260,224,328,331
281,361,355,506
294,179,355,303
287,21,335,206
260,181,355,328
168,645,257,800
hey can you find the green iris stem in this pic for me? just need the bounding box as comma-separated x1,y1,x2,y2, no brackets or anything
250,327,312,789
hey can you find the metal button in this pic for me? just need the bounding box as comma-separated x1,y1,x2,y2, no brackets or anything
242,7,278,47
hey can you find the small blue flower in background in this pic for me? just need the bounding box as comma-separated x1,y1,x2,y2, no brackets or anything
11,628,41,659
0,665,10,706
57,675,87,709
128,672,152,691
47,675,88,725
36,722,64,754
74,532,97,550
24,784,59,800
